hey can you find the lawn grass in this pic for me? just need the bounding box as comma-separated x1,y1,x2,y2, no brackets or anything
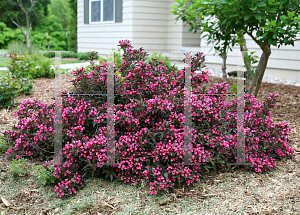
0,58,86,68
0,58,11,67
50,59,87,64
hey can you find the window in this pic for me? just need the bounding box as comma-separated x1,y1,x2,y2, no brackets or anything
91,1,101,22
84,0,123,24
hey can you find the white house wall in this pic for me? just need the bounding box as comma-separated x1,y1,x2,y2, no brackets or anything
164,0,201,61
78,0,200,60
131,0,168,53
77,0,134,56
77,0,299,84
201,32,300,84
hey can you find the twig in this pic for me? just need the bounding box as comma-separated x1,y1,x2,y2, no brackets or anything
201,193,218,197
41,207,55,214
102,201,115,209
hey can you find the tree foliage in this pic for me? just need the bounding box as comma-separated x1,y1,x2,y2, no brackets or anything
49,0,71,29
0,0,76,51
66,0,77,52
171,0,300,96
1,0,50,29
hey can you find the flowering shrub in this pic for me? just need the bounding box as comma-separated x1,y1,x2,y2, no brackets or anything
3,40,295,198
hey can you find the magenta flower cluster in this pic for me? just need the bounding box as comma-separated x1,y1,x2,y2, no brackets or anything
3,40,295,198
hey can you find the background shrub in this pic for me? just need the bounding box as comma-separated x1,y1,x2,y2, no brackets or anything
43,51,55,58
33,15,66,51
43,51,78,59
62,51,78,58
78,52,99,61
148,51,178,72
7,53,55,79
0,22,24,49
0,71,33,108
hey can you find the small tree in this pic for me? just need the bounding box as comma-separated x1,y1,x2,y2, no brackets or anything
8,0,35,54
172,1,238,83
172,0,300,96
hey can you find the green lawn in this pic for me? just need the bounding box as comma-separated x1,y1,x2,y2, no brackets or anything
0,69,72,78
0,58,11,67
0,49,8,53
0,57,86,68
51,59,86,64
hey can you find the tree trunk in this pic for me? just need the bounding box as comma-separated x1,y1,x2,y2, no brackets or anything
240,46,250,94
248,44,271,96
9,0,34,53
25,11,31,53
220,51,228,83
254,45,271,96
26,28,30,52
219,51,231,102
239,34,252,93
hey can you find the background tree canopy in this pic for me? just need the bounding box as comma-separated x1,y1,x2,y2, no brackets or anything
0,0,50,29
0,0,77,52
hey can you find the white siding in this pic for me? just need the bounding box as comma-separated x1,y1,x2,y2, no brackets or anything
78,0,201,60
165,0,201,61
201,32,300,83
130,0,168,53
77,0,300,84
77,0,134,56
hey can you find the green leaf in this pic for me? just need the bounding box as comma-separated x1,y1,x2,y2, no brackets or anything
256,31,262,37
250,6,257,11
244,14,251,21
188,26,194,32
253,14,262,21
271,1,281,5
268,38,272,45
268,8,277,13
278,28,286,33
257,2,266,7
287,11,295,18
280,15,288,21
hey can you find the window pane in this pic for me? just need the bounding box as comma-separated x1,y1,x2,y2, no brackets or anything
103,0,114,21
91,1,101,22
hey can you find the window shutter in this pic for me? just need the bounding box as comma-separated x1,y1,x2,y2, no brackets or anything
115,0,123,23
84,0,89,24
